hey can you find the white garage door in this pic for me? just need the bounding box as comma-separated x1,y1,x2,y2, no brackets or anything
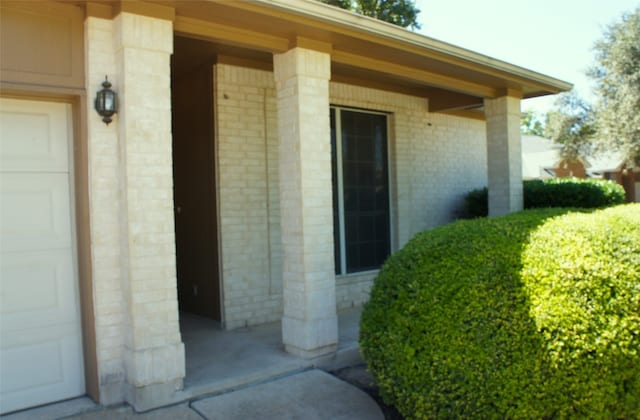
0,98,84,414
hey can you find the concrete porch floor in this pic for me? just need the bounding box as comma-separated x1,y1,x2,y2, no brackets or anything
2,308,364,420
179,306,363,398
2,307,365,419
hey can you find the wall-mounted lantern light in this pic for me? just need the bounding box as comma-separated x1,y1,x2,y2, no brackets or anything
94,76,117,125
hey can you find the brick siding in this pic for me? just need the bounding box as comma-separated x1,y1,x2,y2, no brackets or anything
216,64,487,327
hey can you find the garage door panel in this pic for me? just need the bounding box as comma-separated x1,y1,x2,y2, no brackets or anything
1,340,64,393
0,249,77,328
0,173,72,253
0,319,80,348
0,333,84,414
0,99,69,173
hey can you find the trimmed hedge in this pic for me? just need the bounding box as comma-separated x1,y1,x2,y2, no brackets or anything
360,205,640,419
463,178,625,218
462,186,488,219
524,178,626,208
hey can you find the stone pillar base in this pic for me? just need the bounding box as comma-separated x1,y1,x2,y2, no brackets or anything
125,378,183,412
285,344,338,359
282,315,338,358
98,381,126,407
123,342,185,386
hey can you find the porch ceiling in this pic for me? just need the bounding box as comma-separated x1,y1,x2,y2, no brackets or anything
81,0,573,113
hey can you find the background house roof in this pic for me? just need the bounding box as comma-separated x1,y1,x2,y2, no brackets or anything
521,134,626,178
521,135,561,179
588,153,626,174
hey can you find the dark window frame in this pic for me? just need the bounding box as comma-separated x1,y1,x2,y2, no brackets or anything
331,106,391,275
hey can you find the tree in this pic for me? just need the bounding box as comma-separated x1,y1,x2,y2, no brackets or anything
588,8,640,167
544,91,596,161
521,110,546,136
321,0,353,9
318,0,421,30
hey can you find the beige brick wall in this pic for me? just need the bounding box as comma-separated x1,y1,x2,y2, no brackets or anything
215,65,283,330
85,15,127,403
216,64,487,326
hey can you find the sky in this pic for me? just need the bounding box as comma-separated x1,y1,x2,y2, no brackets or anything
413,0,639,113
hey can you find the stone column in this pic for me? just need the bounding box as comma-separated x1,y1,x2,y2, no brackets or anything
273,47,338,358
113,12,184,410
484,94,523,216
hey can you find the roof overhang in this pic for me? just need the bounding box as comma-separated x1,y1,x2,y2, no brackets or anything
80,0,573,115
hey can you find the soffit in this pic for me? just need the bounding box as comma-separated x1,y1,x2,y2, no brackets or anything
173,1,570,97
77,0,572,112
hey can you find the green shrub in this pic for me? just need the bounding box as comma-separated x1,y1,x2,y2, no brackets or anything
523,177,626,209
360,205,640,419
462,187,487,218
462,178,625,218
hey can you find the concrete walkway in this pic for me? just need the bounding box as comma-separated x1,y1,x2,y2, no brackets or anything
3,370,383,420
